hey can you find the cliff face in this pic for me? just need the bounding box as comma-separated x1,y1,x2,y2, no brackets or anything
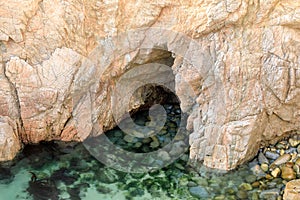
0,0,300,170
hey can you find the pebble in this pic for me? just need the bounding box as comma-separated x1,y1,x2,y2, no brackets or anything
236,190,248,199
272,154,291,166
123,135,136,143
271,167,281,178
295,158,300,166
261,163,269,172
266,174,273,180
297,144,300,153
251,181,260,188
281,166,296,180
150,140,160,148
275,142,286,149
239,183,253,191
259,188,280,200
258,152,269,164
265,151,280,160
288,137,300,147
189,186,209,198
245,174,257,183
250,164,266,180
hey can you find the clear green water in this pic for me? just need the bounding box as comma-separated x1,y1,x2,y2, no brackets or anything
0,104,282,200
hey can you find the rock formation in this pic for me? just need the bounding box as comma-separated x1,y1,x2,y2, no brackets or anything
0,0,300,170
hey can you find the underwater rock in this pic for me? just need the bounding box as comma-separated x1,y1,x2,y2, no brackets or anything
189,186,210,199
0,167,13,183
27,179,59,200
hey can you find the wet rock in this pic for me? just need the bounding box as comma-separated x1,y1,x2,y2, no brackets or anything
265,151,280,160
259,188,280,200
273,154,291,166
281,166,296,181
283,179,300,200
189,186,210,199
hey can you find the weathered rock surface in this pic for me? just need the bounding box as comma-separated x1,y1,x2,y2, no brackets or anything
283,179,300,200
0,0,300,170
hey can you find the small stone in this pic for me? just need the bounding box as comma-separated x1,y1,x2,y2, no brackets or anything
281,166,296,181
134,142,142,148
297,144,300,154
250,164,266,180
191,177,208,187
259,188,280,200
174,163,185,170
214,195,226,200
265,151,280,160
261,163,269,172
236,190,248,199
224,188,235,195
271,167,281,178
293,165,300,177
189,186,209,198
276,142,286,149
266,174,273,180
251,181,260,188
258,152,269,164
291,153,298,162
273,154,291,166
245,174,257,183
142,137,152,144
296,158,300,166
279,149,285,156
239,183,253,191
123,135,136,143
289,138,300,147
251,192,259,200
283,179,300,200
150,140,160,148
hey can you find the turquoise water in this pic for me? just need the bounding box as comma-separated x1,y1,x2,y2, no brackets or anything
0,104,286,199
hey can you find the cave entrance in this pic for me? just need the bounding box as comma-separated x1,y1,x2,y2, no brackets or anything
105,49,187,154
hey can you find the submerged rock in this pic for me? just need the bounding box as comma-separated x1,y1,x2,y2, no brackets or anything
27,179,59,200
259,188,280,200
189,186,210,199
